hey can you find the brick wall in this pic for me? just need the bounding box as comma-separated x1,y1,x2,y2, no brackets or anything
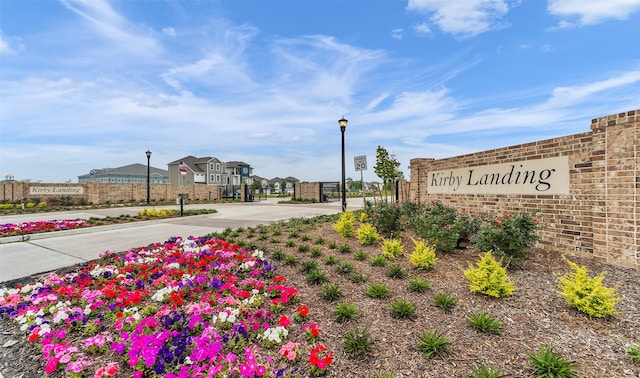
407,110,638,269
0,182,223,204
294,182,321,202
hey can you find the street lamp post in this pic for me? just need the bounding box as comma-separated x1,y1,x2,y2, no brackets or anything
146,150,152,204
338,117,348,212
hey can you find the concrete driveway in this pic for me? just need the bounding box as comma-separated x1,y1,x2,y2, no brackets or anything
0,198,366,283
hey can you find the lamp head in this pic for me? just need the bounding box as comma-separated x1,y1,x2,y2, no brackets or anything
338,117,348,131
146,150,152,159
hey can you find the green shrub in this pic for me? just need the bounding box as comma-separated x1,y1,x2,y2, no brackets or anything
389,298,416,319
409,238,437,270
628,342,640,363
324,255,338,265
310,247,323,257
338,243,352,253
366,283,390,299
410,200,459,252
333,211,356,237
357,223,381,245
471,211,542,261
349,272,368,283
334,301,359,323
381,238,403,259
305,269,329,285
557,257,621,318
434,292,457,310
417,330,451,358
297,244,310,253
464,252,515,298
386,264,407,279
335,262,355,275
408,278,431,293
467,311,503,334
320,283,343,302
467,363,503,378
365,200,403,238
370,255,388,267
300,260,319,274
527,346,579,377
354,250,367,261
343,327,374,356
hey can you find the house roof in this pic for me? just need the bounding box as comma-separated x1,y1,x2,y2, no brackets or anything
83,164,167,177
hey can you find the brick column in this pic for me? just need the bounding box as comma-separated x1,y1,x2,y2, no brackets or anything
590,110,638,268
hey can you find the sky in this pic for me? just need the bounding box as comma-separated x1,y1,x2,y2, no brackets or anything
1,0,639,184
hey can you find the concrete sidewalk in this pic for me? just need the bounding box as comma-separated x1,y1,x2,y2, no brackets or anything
0,198,365,284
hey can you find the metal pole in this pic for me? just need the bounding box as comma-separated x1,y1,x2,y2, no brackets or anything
146,150,151,204
341,127,346,212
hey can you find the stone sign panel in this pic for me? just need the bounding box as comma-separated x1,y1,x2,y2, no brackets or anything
29,186,84,195
427,156,570,195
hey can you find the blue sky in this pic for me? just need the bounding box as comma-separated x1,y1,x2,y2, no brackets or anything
1,0,639,183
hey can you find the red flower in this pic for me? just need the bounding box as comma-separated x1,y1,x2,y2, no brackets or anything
296,305,309,318
278,315,290,327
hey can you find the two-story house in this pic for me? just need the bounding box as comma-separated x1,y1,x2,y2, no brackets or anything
167,156,226,186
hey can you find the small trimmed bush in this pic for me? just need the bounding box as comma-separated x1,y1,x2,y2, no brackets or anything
464,252,515,298
381,238,403,259
557,257,621,318
409,238,437,270
333,211,356,237
357,223,381,245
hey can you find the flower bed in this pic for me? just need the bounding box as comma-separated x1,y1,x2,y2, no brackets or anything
0,235,332,377
0,220,88,237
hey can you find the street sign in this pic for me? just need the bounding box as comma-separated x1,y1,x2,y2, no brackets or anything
354,155,367,171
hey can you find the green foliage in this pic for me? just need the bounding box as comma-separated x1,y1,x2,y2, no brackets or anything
328,241,338,249
389,298,416,319
334,300,359,323
285,240,296,248
464,252,515,298
373,145,403,197
365,200,403,238
408,278,431,293
270,249,285,261
343,327,374,356
349,272,368,283
299,260,319,274
324,255,339,265
370,255,388,267
297,244,310,253
354,250,367,261
386,264,407,279
381,238,403,259
138,208,177,217
338,243,352,253
284,255,298,266
628,342,640,363
314,236,325,245
467,311,503,334
333,211,356,237
528,346,579,378
434,292,457,310
305,269,329,285
366,283,390,299
335,262,355,275
557,257,621,318
320,283,343,302
410,200,459,252
467,363,503,378
409,238,437,270
417,330,451,358
357,223,381,245
471,211,542,261
310,246,323,257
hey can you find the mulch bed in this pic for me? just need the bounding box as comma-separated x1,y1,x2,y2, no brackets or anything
1,222,639,377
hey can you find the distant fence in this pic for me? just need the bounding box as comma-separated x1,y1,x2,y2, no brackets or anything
404,109,639,269
0,182,223,205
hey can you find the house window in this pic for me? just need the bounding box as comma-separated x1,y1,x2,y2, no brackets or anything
210,163,214,170
216,163,220,171
216,174,221,182
210,174,215,181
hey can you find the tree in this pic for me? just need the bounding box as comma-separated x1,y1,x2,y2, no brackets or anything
374,146,403,202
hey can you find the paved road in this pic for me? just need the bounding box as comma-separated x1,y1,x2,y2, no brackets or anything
0,198,367,283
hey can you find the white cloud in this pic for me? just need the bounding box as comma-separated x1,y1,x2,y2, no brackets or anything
407,0,512,38
162,27,176,37
548,0,640,27
60,0,160,55
391,28,404,39
412,22,432,35
0,31,14,54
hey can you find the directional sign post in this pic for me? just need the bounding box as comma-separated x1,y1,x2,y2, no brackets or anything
353,155,367,205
